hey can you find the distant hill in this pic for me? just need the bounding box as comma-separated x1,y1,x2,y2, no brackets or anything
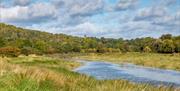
0,23,179,56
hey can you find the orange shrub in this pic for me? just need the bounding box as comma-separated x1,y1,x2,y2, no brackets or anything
0,47,20,57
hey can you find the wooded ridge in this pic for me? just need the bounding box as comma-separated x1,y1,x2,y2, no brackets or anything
0,23,179,56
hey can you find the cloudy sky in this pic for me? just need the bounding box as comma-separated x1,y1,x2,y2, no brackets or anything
0,0,180,39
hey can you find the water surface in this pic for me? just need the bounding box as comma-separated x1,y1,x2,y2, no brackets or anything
74,60,180,87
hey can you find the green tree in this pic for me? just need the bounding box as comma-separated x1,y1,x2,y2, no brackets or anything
160,34,172,40
96,43,106,53
21,47,36,56
72,44,81,52
0,23,180,54
174,40,180,53
160,40,175,53
59,43,73,53
34,40,48,52
0,38,5,47
152,39,164,53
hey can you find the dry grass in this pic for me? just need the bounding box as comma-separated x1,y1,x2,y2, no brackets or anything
77,52,180,70
0,56,179,91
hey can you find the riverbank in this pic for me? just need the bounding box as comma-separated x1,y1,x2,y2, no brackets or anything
0,55,178,91
76,52,180,71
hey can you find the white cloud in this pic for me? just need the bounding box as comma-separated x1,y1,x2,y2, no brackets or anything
115,0,138,10
54,0,104,17
28,22,108,38
133,6,179,29
134,6,167,21
60,22,107,37
0,0,179,39
0,6,29,21
30,3,57,18
152,15,179,27
0,2,57,23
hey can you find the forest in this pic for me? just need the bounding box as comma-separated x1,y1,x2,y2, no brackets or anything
0,23,180,57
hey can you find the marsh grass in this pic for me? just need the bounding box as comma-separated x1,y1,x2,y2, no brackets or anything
77,52,180,70
0,56,179,91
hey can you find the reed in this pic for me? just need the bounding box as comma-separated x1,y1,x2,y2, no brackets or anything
0,56,179,91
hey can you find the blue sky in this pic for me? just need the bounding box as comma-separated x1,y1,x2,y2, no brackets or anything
0,0,180,39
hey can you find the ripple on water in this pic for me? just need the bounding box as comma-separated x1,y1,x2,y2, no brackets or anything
74,60,180,87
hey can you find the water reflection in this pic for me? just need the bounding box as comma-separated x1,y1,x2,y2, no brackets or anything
74,60,180,86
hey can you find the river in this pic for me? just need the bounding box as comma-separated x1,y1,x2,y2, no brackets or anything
74,60,180,87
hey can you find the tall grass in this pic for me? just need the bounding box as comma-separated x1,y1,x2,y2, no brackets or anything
0,56,179,91
77,52,180,70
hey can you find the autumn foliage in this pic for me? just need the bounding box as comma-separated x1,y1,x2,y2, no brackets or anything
0,23,179,55
0,47,21,57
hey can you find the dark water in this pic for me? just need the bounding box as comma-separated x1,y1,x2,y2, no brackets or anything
74,60,180,87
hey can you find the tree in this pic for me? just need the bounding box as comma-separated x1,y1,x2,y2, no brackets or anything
0,38,5,47
21,47,39,56
0,23,180,55
7,39,24,48
152,39,164,53
173,36,180,53
46,47,57,54
34,40,48,52
59,43,73,53
160,34,172,40
96,43,106,53
72,42,81,52
160,40,175,53
174,40,180,53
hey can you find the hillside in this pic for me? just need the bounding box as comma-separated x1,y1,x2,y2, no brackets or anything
0,23,179,56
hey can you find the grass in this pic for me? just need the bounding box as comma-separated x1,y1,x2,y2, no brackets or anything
76,52,180,71
0,55,179,91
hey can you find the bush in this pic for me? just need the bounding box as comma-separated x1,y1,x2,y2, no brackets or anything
97,48,107,53
160,40,175,53
174,41,180,53
0,47,21,57
21,47,38,56
84,48,97,53
107,48,121,53
143,46,151,53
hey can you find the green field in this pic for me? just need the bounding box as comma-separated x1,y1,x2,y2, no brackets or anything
77,52,180,71
0,54,178,91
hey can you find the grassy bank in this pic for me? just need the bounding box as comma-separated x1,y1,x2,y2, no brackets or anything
0,55,179,91
76,52,180,71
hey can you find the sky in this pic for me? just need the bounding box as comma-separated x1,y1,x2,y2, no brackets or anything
0,0,180,39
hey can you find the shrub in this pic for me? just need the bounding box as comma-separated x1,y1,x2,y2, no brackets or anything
0,47,21,57
174,40,180,53
160,40,175,53
143,46,151,53
107,48,121,53
84,48,97,53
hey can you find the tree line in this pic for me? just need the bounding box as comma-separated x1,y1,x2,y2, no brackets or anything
0,23,179,57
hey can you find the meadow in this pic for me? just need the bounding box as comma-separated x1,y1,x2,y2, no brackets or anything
0,54,179,91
